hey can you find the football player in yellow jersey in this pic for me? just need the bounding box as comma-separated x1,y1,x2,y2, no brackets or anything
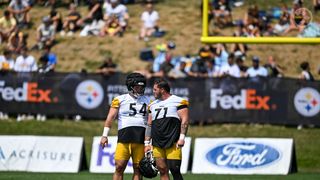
100,72,151,180
145,78,189,180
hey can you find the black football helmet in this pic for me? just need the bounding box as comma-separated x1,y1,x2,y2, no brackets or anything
125,72,146,97
139,151,158,178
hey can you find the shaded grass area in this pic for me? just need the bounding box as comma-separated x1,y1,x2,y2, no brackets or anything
1,120,320,172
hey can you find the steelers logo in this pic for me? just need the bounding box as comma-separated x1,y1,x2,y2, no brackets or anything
293,8,312,26
75,80,104,109
294,87,320,117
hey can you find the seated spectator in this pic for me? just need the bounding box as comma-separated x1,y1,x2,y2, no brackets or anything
80,0,104,36
38,46,57,73
100,14,122,37
61,3,83,36
7,26,28,54
0,49,14,73
189,57,208,78
204,59,219,77
7,0,31,28
33,16,55,50
264,56,284,77
273,5,290,35
230,23,248,54
283,1,309,35
299,61,314,81
244,4,259,27
245,56,268,77
139,3,159,41
213,43,229,70
211,0,233,28
235,56,247,77
0,10,17,44
14,47,37,72
49,7,63,33
168,61,189,79
104,0,129,36
315,0,320,12
219,53,241,78
96,57,118,75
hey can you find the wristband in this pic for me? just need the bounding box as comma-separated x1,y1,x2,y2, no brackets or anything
102,127,110,137
144,140,150,146
179,134,185,140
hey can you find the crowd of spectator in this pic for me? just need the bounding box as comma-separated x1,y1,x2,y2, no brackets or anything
0,0,319,121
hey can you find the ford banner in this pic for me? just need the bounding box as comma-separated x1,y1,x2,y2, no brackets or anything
192,138,294,174
90,136,191,174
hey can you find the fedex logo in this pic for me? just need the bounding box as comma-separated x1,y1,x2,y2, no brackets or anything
210,89,271,110
0,81,57,103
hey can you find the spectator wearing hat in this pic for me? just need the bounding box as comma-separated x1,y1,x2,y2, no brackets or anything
0,10,17,44
139,3,159,41
245,56,268,77
34,16,55,50
299,61,314,81
7,0,31,28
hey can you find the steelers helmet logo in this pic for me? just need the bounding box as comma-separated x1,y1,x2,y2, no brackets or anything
294,87,320,117
75,80,104,109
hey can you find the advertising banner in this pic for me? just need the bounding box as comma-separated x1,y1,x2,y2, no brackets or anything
0,136,84,172
192,138,294,175
90,136,191,173
0,73,319,126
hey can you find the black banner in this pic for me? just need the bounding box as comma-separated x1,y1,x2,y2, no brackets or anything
0,72,319,126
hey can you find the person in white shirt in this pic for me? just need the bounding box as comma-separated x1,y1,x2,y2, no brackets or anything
14,47,37,72
104,0,129,33
245,56,268,77
140,3,159,40
219,54,241,78
0,50,14,72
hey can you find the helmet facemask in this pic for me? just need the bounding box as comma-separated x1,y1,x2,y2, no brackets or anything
126,73,147,98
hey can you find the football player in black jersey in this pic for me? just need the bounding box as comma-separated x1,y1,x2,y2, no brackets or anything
145,78,189,180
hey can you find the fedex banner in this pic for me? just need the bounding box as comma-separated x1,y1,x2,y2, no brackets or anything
0,136,84,172
90,136,191,173
0,73,319,126
192,138,294,175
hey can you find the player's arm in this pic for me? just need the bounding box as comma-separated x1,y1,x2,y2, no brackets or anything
100,98,120,148
177,101,189,148
144,113,152,153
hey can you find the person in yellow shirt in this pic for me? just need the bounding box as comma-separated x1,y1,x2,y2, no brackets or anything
0,10,17,43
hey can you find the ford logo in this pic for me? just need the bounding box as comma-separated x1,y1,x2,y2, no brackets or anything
206,142,280,169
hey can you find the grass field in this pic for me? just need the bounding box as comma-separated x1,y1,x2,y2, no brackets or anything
1,120,320,179
1,171,320,180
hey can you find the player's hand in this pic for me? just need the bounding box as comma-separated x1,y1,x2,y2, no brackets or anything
144,144,152,153
100,136,108,149
176,139,185,148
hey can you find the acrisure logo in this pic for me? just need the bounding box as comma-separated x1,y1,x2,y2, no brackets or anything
206,142,281,169
294,87,320,117
210,89,274,110
75,80,104,109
